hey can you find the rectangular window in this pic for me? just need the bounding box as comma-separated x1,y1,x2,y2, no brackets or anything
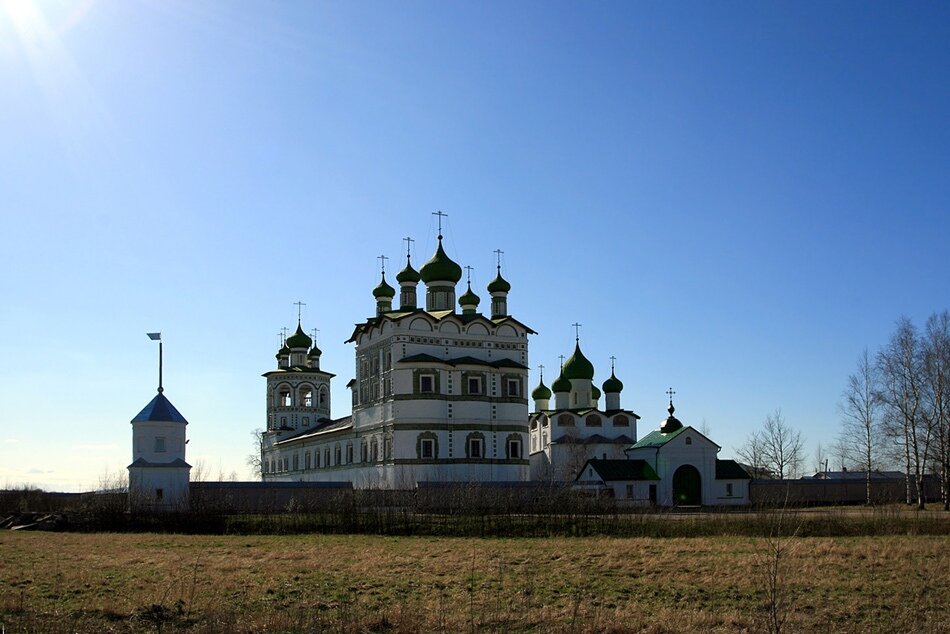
468,376,482,395
421,438,435,459
726,483,734,496
155,488,163,501
154,437,166,453
346,445,354,464
420,374,435,393
508,439,521,459
506,378,520,397
469,438,483,459
626,484,634,499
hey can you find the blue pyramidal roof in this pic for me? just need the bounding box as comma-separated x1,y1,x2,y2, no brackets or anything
131,391,188,424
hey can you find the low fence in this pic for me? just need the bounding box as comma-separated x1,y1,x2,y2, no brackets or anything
750,476,941,506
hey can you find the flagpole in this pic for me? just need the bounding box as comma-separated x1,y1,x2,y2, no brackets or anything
159,340,163,393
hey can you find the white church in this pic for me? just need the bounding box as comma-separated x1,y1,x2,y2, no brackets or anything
128,225,750,508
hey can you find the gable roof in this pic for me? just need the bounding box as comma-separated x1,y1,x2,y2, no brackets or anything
130,392,188,425
628,425,720,450
577,459,659,482
715,459,752,480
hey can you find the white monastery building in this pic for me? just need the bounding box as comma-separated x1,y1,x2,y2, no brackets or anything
129,224,750,506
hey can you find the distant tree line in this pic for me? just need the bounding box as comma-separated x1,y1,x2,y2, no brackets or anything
838,311,950,509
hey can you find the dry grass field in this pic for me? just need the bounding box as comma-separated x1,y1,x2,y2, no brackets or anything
1,531,948,633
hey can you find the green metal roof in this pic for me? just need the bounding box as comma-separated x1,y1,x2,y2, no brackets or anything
562,342,595,380
591,385,601,400
419,237,462,283
716,459,752,480
629,426,689,449
578,459,659,482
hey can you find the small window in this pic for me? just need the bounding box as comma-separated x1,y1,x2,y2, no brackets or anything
558,414,574,426
361,442,368,462
726,483,734,496
292,454,299,470
420,375,435,393
626,484,634,499
613,415,629,427
585,414,602,427
280,390,291,406
154,437,166,453
685,436,692,445
302,389,313,407
346,444,354,464
334,445,342,465
421,438,435,459
469,437,483,459
155,488,163,501
305,452,311,469
506,378,520,397
303,417,310,427
508,438,521,459
467,376,482,395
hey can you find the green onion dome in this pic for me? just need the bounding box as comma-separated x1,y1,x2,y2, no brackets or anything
419,237,462,284
308,345,322,357
275,345,290,359
396,257,421,284
591,385,602,401
562,342,595,380
602,371,624,393
552,370,572,393
373,273,396,299
458,283,480,307
285,323,312,349
487,267,511,293
532,380,552,400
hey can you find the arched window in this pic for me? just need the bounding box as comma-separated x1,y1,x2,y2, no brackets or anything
371,438,379,462
279,388,292,407
300,387,313,407
685,436,692,445
334,444,342,465
585,414,602,427
361,441,368,463
319,386,329,406
613,415,629,427
558,414,574,426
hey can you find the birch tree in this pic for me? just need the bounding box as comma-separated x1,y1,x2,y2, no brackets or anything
838,348,882,504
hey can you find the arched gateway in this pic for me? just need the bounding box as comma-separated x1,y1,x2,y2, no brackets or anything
672,464,701,506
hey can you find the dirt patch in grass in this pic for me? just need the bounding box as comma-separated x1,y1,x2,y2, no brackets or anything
1,532,948,632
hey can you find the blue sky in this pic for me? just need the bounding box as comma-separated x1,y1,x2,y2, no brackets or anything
1,1,947,490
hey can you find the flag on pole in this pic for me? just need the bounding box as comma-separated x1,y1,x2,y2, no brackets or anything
147,332,162,341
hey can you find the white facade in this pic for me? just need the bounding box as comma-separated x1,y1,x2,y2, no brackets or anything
261,237,534,489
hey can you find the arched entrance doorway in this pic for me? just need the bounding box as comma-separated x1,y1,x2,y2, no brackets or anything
672,464,702,506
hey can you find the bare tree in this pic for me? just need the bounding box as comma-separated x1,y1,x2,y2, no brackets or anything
760,410,805,480
877,318,933,509
247,428,265,480
736,430,769,478
737,412,804,480
838,348,882,504
922,311,950,510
